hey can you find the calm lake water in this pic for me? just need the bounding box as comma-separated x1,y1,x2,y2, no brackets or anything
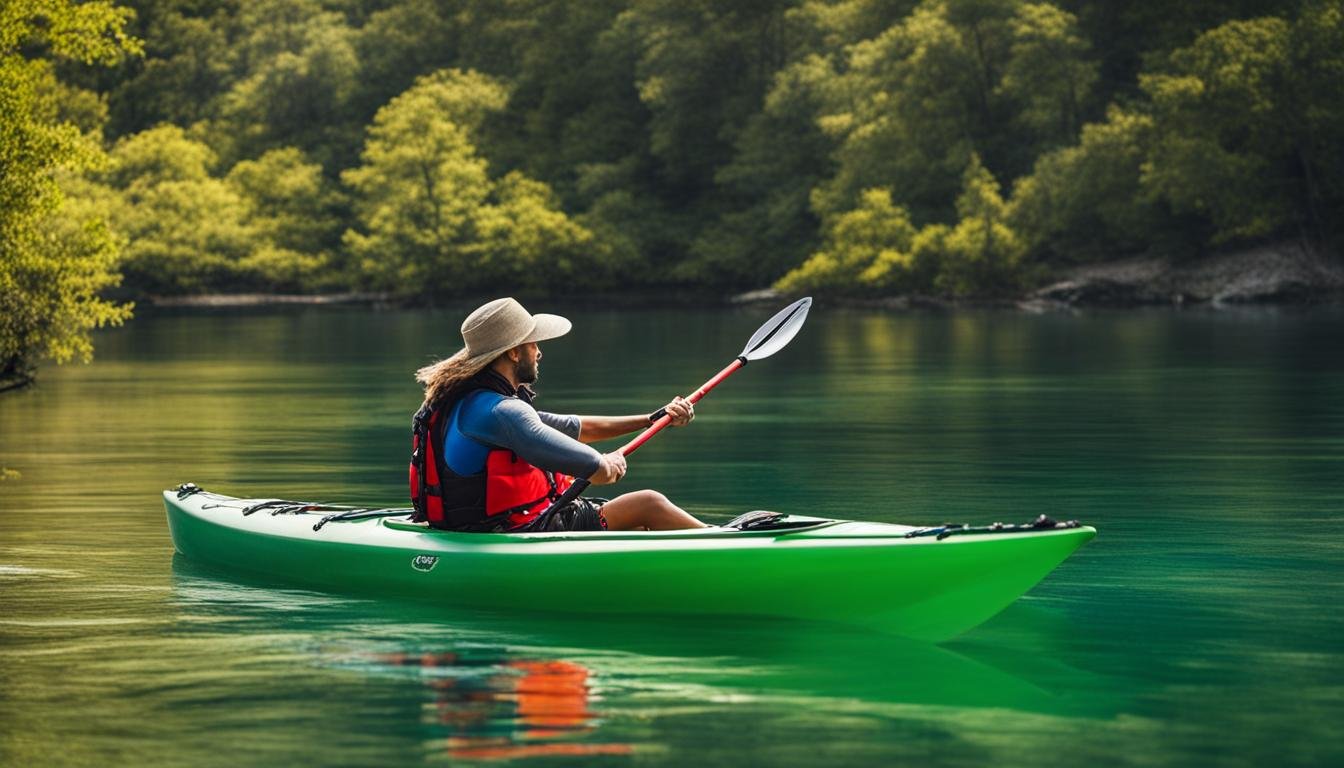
2,304,1342,767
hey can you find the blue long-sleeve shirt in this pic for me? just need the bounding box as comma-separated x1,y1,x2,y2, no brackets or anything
443,390,601,479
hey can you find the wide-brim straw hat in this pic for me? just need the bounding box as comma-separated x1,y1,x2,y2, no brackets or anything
449,297,571,373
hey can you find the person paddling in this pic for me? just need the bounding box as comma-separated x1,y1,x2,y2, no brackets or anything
410,297,707,533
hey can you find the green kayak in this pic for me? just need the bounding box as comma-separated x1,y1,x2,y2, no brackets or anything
164,485,1095,642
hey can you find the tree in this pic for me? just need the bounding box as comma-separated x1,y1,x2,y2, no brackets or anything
343,69,596,297
1008,106,1161,261
1287,0,1344,242
210,0,361,170
1139,18,1295,244
486,0,648,197
935,154,1026,295
27,0,1340,304
998,3,1096,149
684,53,838,289
775,188,918,294
226,147,347,290
467,172,596,293
777,157,1026,297
803,0,1099,230
226,148,342,252
612,0,796,200
342,70,499,293
808,0,1011,225
103,0,235,138
0,0,139,391
1062,0,1298,108
350,0,459,129
101,125,260,294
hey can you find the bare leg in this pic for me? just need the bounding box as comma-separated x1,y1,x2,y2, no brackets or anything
599,490,708,531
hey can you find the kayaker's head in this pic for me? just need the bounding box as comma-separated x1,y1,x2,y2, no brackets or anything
416,298,570,404
499,341,542,386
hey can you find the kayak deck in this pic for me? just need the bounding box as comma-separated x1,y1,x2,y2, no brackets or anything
165,488,1095,642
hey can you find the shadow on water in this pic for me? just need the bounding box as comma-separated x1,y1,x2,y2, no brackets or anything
171,555,1129,761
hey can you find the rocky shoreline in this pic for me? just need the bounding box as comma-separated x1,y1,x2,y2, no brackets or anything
738,240,1344,310
144,243,1342,311
1026,241,1344,309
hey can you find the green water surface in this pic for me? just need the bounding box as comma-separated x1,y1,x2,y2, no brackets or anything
2,304,1342,767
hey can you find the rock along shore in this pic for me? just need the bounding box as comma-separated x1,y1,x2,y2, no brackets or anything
739,241,1344,310
146,243,1342,312
1027,241,1344,309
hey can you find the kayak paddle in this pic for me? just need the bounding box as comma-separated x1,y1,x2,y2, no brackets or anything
529,296,813,530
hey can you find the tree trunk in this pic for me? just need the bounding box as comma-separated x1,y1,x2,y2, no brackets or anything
0,354,35,393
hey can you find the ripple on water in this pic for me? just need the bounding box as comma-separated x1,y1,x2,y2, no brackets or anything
0,565,78,578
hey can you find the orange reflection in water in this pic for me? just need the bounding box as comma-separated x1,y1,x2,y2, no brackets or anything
375,651,634,760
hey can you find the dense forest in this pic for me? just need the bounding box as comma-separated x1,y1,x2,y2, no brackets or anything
3,0,1343,387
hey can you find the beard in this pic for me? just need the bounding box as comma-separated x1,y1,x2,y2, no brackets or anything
516,358,539,384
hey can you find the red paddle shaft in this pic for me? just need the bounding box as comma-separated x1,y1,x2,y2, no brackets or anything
529,297,809,530
619,357,745,456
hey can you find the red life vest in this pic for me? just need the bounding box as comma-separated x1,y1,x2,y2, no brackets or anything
484,450,573,527
410,385,573,531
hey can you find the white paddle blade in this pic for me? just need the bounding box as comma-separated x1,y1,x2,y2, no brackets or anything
740,297,812,361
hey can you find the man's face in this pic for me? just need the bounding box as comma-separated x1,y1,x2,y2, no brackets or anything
515,342,541,384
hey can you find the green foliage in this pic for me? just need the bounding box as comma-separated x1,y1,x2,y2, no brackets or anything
998,3,1095,146
107,119,213,185
102,125,252,293
1064,0,1298,98
0,0,138,390
210,0,361,169
105,1,233,136
98,125,335,294
1011,5,1344,259
776,188,917,294
808,1,986,224
343,69,599,297
224,147,346,267
1140,18,1294,243
0,1,140,65
1289,0,1344,239
683,54,838,289
11,0,1341,312
350,0,459,125
1139,8,1344,244
778,156,1024,296
342,69,498,292
800,0,1096,229
616,0,795,198
467,172,596,293
1009,106,1159,261
226,147,347,287
935,154,1026,295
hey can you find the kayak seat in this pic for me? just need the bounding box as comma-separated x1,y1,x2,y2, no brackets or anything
723,510,824,531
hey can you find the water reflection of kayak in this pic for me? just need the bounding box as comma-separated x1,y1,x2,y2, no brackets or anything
165,487,1095,642
170,557,1126,722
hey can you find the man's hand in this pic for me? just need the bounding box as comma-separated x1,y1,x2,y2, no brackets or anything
661,396,695,427
588,452,628,485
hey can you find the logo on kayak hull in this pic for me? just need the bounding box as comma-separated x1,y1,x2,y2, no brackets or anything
411,555,439,572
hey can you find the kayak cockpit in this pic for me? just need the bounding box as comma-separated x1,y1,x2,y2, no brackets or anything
380,514,842,540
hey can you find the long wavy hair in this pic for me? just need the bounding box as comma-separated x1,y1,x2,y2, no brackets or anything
416,353,494,407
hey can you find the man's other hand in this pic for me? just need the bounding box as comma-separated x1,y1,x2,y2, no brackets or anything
589,452,628,484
